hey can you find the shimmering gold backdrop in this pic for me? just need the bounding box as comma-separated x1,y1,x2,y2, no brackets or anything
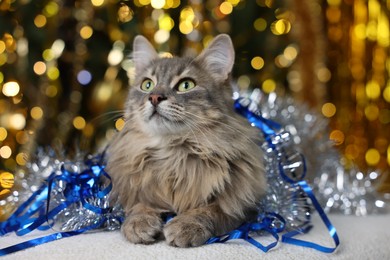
0,0,389,215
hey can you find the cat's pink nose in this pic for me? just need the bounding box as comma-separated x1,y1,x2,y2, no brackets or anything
149,94,166,106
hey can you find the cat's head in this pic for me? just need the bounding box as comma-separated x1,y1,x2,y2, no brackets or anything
126,34,235,135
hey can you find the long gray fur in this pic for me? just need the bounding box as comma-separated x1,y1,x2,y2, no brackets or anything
106,34,267,247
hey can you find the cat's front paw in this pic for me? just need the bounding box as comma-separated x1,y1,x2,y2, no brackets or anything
163,216,213,247
122,214,163,244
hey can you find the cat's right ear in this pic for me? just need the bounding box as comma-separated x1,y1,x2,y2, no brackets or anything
132,36,158,74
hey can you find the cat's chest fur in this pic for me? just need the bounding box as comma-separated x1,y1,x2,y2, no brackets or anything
107,126,232,214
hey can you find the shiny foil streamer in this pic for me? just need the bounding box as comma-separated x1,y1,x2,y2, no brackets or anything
259,132,311,231
2,149,124,232
240,89,389,216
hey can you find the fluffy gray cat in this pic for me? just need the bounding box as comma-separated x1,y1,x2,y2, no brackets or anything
106,34,267,247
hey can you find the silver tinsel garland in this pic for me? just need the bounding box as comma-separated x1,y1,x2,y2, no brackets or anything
2,148,124,232
241,89,389,216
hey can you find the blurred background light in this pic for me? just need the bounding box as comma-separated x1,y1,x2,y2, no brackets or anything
2,82,20,97
77,70,92,85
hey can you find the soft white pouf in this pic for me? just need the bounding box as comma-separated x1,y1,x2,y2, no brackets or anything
2,214,390,260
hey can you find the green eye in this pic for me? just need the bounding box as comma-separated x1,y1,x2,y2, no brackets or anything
177,79,196,92
141,79,155,92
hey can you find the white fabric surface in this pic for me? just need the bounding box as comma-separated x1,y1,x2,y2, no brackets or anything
2,214,390,260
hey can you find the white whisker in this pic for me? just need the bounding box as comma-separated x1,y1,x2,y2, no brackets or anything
89,110,126,125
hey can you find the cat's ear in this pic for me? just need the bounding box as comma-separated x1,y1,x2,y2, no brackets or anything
132,35,158,74
195,34,235,82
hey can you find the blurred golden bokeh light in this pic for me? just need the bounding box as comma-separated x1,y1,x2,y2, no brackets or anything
262,79,276,93
0,171,14,189
91,0,105,7
365,148,381,166
30,107,44,120
34,14,47,28
0,127,7,141
80,26,94,40
73,116,86,130
0,146,12,159
220,2,233,15
251,56,265,70
322,103,336,118
2,81,20,97
33,61,47,75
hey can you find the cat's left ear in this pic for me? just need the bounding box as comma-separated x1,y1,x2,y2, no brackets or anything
195,34,235,82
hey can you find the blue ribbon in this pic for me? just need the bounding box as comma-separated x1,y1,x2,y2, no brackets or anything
206,212,285,252
208,97,339,253
0,219,105,256
0,155,117,256
234,99,282,147
282,180,340,253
